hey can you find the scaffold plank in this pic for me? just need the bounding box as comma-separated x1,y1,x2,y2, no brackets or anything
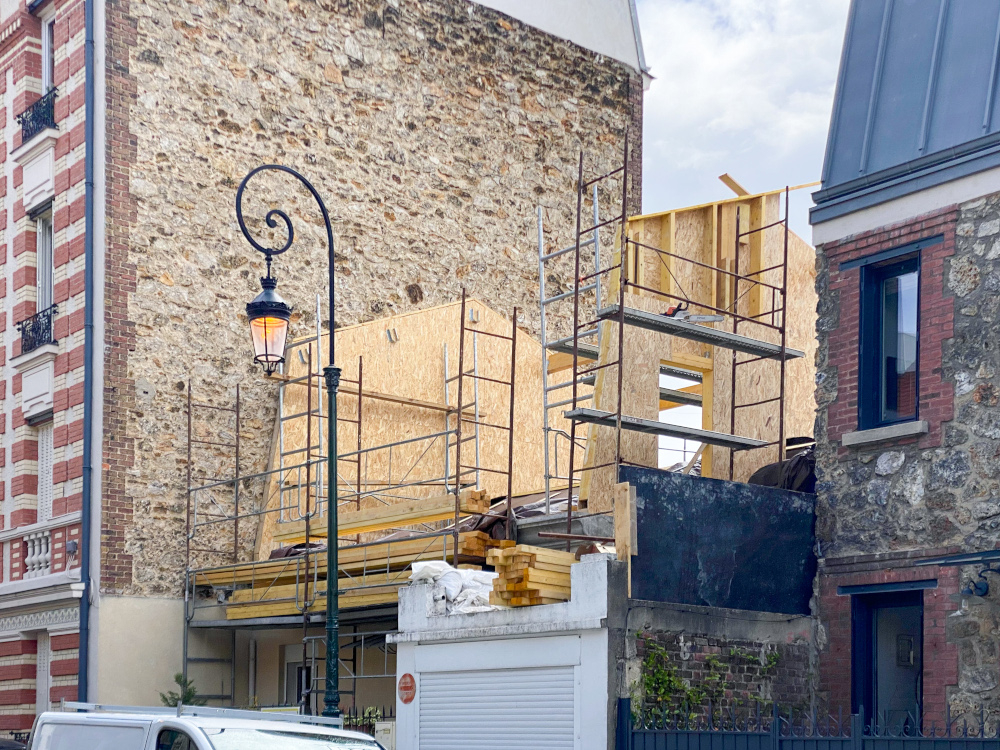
564,407,767,451
597,305,804,361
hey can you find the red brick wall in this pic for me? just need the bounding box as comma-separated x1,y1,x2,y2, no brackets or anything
820,206,957,449
818,555,960,725
101,0,139,593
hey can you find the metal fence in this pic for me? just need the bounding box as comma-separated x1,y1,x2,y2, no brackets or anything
619,700,1000,750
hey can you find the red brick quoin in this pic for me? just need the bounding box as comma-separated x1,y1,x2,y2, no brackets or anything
820,206,957,453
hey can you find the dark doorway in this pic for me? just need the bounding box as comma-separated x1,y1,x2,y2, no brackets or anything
852,590,923,732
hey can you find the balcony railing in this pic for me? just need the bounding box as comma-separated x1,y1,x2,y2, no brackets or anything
18,304,57,355
16,87,57,143
24,530,51,579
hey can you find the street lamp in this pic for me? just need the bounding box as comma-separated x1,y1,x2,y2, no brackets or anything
236,164,342,719
246,275,291,375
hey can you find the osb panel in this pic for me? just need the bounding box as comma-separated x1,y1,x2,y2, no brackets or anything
668,209,715,363
580,290,662,513
255,299,559,557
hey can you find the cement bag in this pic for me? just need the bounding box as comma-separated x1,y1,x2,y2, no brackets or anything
451,586,494,614
409,560,451,583
437,569,464,601
450,569,499,614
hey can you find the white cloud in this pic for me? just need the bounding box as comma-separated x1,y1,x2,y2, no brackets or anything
636,0,850,237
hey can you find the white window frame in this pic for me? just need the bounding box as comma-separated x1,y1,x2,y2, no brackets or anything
35,213,53,312
41,18,55,92
37,422,53,523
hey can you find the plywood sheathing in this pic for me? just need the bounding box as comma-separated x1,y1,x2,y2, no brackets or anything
254,299,569,559
578,292,662,513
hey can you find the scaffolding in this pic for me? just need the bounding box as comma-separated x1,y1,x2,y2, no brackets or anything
537,188,602,513
555,131,805,536
181,294,520,712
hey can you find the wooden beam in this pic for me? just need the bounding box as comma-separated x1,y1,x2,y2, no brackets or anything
271,489,491,543
194,531,492,588
614,481,636,596
719,174,750,196
264,373,471,415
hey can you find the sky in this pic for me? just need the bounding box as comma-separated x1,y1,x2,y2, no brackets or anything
634,0,852,240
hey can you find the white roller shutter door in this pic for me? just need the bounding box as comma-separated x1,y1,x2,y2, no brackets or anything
418,666,575,749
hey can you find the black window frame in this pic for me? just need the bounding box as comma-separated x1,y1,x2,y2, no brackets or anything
858,252,921,431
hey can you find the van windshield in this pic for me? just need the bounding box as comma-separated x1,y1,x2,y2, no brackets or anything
204,728,379,750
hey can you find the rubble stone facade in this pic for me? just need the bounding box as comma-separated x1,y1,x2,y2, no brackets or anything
108,0,642,599
814,195,1000,721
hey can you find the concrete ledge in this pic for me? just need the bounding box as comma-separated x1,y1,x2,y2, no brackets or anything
841,420,928,447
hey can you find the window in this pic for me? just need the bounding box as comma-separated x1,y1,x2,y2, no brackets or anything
37,421,53,522
156,730,195,750
36,212,53,312
41,18,54,92
859,255,919,430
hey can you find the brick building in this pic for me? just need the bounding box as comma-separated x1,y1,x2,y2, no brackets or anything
0,0,646,733
811,0,1000,729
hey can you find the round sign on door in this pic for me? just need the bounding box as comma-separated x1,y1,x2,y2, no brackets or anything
398,673,416,704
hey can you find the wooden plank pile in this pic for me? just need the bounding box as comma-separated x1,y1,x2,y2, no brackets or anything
272,489,493,545
226,579,405,620
202,530,518,620
487,544,576,607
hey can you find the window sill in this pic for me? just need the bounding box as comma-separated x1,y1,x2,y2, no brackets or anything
841,420,929,447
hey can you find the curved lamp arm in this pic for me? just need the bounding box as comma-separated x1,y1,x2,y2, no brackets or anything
235,164,336,365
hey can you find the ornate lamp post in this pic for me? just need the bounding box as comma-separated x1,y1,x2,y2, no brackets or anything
236,165,342,718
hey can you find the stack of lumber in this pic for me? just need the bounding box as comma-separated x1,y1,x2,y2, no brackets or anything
225,579,405,620
459,531,516,558
195,529,517,620
487,544,576,607
194,530,493,590
271,489,493,546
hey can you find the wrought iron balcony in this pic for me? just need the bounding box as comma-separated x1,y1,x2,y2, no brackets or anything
16,87,57,143
18,304,57,355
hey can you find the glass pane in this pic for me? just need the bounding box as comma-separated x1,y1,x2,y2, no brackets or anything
36,217,53,311
880,270,918,422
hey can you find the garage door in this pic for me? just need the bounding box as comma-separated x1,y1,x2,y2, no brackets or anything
418,666,575,749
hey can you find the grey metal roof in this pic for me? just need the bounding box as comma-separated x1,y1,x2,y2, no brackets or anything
812,0,1000,224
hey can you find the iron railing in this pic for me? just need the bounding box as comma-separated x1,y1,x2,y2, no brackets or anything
341,704,395,736
17,87,57,143
623,700,1000,750
18,304,57,355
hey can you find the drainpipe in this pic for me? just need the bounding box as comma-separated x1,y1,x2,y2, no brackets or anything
78,0,96,701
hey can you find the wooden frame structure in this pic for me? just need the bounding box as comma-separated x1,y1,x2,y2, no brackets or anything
180,295,570,706
552,137,818,520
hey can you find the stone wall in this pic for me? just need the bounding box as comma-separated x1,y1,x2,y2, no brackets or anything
105,0,641,595
813,191,1000,720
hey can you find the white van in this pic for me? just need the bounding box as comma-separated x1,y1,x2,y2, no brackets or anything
27,703,382,750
